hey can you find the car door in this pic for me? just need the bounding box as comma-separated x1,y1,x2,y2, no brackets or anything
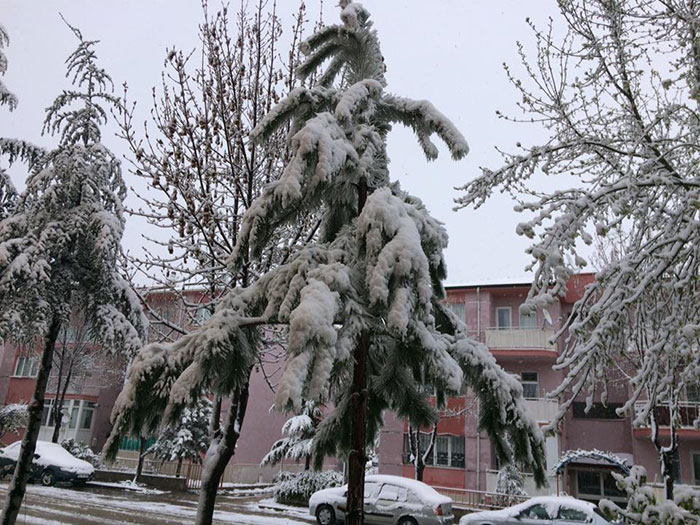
505,502,553,525
367,483,406,524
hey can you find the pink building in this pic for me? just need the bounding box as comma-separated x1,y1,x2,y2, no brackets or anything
378,274,700,504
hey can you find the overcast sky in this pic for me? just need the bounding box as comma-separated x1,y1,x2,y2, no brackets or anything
0,0,563,286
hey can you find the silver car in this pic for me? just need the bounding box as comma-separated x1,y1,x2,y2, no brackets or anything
309,474,455,525
459,496,612,525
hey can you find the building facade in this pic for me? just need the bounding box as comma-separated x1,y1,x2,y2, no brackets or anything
378,274,700,503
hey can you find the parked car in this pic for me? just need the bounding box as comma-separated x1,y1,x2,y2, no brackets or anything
459,495,612,524
309,474,455,524
0,440,94,486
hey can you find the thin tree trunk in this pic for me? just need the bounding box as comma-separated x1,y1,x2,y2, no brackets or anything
346,179,370,525
176,456,183,478
134,436,146,483
1,315,61,525
347,331,369,525
195,381,250,525
51,358,73,443
304,453,311,471
50,346,65,443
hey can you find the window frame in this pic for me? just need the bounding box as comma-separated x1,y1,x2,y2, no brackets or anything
496,307,512,329
520,371,540,399
447,302,466,323
403,433,465,469
518,307,537,329
13,355,40,378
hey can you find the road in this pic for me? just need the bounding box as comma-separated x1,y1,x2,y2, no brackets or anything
0,482,314,524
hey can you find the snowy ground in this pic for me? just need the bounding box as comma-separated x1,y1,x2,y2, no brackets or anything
2,482,313,524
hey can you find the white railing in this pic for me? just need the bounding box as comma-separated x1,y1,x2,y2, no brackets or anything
634,401,700,429
524,398,559,423
484,328,557,351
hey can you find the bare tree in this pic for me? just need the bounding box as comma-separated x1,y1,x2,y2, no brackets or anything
111,2,314,523
457,0,700,500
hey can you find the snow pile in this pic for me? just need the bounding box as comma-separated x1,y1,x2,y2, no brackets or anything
272,470,344,506
60,439,102,468
599,465,700,524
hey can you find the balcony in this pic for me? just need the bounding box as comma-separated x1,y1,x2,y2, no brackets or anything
484,327,557,354
524,398,560,423
633,401,700,432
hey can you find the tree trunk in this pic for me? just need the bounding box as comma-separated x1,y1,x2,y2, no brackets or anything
195,382,250,525
51,358,73,443
134,436,146,483
415,459,425,482
50,346,65,443
1,315,61,525
210,396,222,434
304,453,312,471
346,331,369,525
176,456,183,478
661,449,675,500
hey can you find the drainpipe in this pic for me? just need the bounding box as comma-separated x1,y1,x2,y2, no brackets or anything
475,287,481,490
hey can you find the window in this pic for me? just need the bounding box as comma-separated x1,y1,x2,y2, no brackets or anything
521,372,539,399
403,433,465,468
79,402,95,430
576,470,626,501
693,452,700,485
14,356,39,377
68,406,79,429
447,302,465,323
519,307,537,329
520,504,551,520
496,307,512,329
377,484,405,502
364,482,380,499
572,402,623,419
557,507,588,522
687,384,700,403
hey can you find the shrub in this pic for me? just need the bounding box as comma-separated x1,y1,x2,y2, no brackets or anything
272,470,344,506
61,439,102,468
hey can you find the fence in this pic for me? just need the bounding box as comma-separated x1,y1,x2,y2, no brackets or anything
434,486,529,511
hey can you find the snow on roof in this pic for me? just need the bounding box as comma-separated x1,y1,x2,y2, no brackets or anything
365,475,450,504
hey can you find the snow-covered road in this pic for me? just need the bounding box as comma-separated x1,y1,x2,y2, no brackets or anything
1,482,313,524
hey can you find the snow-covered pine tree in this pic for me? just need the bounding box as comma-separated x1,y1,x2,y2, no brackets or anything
0,404,27,437
456,0,700,501
148,395,212,477
495,464,527,507
0,25,43,220
262,400,322,471
106,3,546,524
0,24,144,525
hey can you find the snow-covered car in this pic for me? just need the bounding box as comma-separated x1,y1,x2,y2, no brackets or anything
459,496,612,524
0,440,94,486
309,474,455,524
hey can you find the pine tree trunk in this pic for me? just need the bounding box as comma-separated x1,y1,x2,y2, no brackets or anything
346,331,369,525
1,315,61,525
51,358,73,443
346,179,370,525
210,396,221,433
50,348,64,443
176,456,183,478
134,436,146,482
304,453,312,471
195,382,250,525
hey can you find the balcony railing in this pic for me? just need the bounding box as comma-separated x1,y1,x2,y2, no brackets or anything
634,401,700,429
524,398,560,423
484,327,557,351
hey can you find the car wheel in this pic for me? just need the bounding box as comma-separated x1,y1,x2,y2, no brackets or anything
397,518,418,525
40,469,55,487
316,504,336,525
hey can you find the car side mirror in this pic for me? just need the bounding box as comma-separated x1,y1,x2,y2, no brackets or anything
33,453,40,459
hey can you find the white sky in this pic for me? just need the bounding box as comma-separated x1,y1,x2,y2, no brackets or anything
0,0,563,286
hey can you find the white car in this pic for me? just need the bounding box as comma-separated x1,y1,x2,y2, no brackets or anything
459,496,612,524
309,474,455,524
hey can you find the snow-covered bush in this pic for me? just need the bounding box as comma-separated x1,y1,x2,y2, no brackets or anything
272,470,344,506
494,464,527,507
262,401,321,470
0,404,28,436
599,465,700,524
61,439,102,468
